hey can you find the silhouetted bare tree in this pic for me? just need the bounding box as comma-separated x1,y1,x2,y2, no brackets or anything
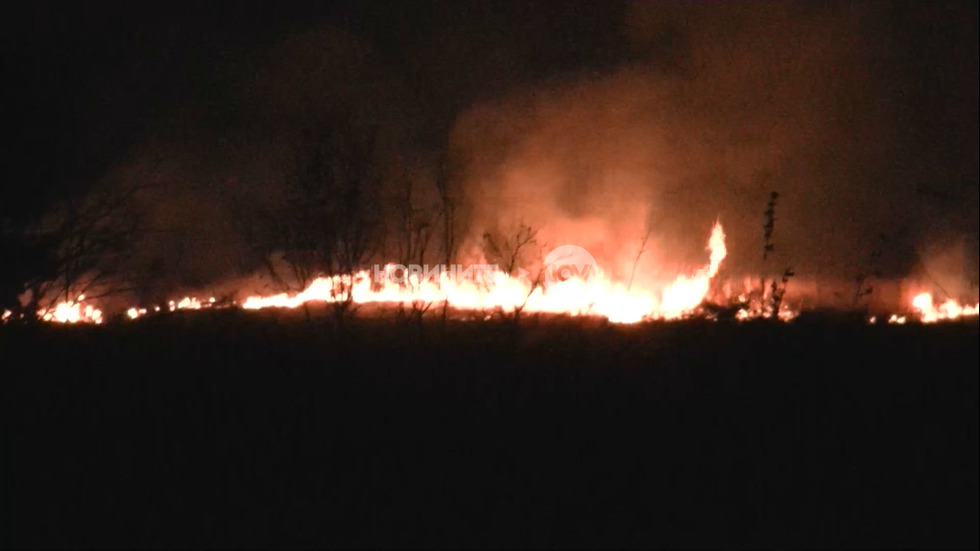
261,110,384,324
0,216,58,321
389,161,439,326
433,152,463,323
482,222,539,276
1,184,145,321
482,222,541,322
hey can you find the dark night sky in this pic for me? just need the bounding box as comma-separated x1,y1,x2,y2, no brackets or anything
6,1,627,194
4,0,978,298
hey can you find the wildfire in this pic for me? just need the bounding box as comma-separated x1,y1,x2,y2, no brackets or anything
240,221,728,323
909,292,979,323
39,295,104,324
8,222,979,327
127,296,218,319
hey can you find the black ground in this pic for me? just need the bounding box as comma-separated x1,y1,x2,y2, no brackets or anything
2,311,977,548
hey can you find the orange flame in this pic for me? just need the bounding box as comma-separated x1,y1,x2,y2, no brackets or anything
18,221,977,327
241,221,728,323
909,292,979,323
40,295,103,324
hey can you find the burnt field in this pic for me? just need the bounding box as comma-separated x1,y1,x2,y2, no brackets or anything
2,312,978,548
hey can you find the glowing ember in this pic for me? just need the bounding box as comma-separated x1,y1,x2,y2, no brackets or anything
170,297,203,311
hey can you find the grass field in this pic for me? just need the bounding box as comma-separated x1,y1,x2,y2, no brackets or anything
3,311,977,547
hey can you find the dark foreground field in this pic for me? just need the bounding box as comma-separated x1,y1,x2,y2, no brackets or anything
2,311,978,548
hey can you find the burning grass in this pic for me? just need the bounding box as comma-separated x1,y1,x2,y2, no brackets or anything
5,220,977,328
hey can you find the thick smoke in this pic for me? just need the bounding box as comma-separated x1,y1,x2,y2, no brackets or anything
451,1,978,302
89,1,977,310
